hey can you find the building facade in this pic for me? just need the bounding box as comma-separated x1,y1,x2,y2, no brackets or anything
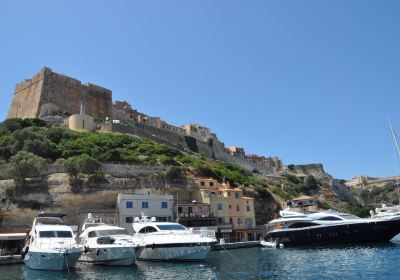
190,178,257,241
116,189,173,233
173,202,217,228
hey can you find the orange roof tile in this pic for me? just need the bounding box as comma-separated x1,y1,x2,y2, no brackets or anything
293,195,314,201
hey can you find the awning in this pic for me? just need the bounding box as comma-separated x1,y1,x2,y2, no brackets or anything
0,233,27,241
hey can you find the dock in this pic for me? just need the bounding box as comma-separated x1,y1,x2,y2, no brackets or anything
0,255,22,265
212,241,260,250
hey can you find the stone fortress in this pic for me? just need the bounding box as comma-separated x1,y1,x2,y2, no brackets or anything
7,67,321,176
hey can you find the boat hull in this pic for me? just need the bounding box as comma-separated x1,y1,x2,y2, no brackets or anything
265,219,400,247
24,248,82,270
79,246,136,266
137,243,211,261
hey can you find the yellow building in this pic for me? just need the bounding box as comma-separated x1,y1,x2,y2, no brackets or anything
191,178,257,241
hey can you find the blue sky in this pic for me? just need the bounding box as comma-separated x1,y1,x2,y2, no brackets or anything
1,1,400,179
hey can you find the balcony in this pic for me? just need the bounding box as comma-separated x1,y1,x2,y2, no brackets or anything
177,214,217,227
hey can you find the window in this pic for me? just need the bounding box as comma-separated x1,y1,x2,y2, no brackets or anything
217,217,224,224
210,182,214,187
235,192,241,199
142,201,149,208
126,217,133,223
237,218,242,225
246,205,251,212
318,216,342,221
126,201,133,208
228,192,231,196
39,231,72,238
88,229,129,237
138,226,158,233
218,191,222,195
161,202,168,209
200,181,205,186
236,205,240,211
246,218,253,227
156,224,187,231
217,203,223,210
288,222,319,228
229,205,232,209
229,217,233,224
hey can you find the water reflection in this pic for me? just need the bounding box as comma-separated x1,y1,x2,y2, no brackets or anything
1,238,400,280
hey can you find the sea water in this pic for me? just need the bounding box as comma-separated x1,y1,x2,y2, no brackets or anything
2,236,400,280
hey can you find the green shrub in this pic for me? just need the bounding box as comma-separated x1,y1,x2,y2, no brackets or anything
8,151,45,185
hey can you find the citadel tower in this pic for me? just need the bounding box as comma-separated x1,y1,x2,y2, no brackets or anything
7,67,113,119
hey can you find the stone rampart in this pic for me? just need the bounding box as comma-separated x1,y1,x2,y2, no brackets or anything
102,122,275,174
288,163,326,178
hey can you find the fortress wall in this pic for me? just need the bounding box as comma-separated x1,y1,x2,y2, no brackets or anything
212,140,272,174
7,68,113,120
288,163,326,178
83,84,113,119
7,69,45,118
102,123,275,174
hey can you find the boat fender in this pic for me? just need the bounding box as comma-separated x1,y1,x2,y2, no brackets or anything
96,249,101,256
21,246,29,259
279,244,284,248
84,246,90,253
151,243,155,250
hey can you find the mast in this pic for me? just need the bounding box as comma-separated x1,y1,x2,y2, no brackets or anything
389,119,400,156
389,119,400,205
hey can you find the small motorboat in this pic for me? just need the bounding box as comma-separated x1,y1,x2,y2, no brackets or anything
132,216,216,261
78,214,137,266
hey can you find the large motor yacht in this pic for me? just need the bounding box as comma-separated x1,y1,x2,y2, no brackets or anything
78,214,137,266
22,213,83,270
263,209,400,247
132,217,216,261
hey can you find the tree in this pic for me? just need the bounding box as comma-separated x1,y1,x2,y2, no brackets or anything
306,175,318,190
8,151,45,186
63,155,102,192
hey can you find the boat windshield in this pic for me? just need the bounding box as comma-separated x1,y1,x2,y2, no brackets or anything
156,224,187,231
39,231,72,238
88,229,129,237
340,215,361,220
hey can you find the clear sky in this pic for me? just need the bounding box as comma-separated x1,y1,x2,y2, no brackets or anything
1,0,400,179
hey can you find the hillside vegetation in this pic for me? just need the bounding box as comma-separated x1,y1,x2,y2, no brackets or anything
0,118,373,217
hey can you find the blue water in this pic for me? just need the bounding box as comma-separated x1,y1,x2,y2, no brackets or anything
3,237,400,280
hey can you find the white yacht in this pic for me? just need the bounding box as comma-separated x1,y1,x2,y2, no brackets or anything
132,217,216,261
78,214,137,266
22,213,83,271
371,204,400,219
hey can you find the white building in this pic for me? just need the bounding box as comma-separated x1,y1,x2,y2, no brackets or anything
116,189,174,233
